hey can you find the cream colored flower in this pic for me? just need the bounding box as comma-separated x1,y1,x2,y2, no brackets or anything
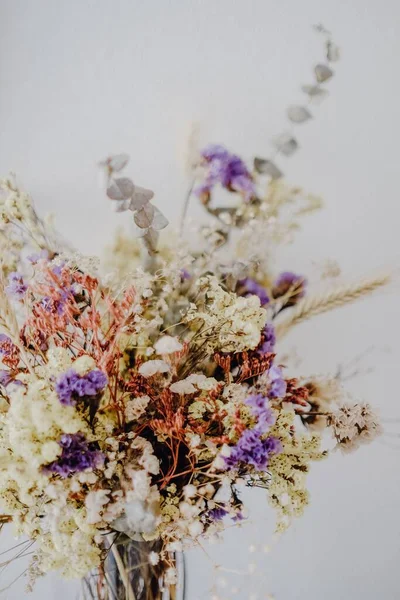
154,335,183,354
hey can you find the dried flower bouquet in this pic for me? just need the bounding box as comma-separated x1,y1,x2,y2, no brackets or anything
0,27,388,600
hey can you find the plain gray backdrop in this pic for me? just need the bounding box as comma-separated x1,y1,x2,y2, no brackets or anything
0,1,399,598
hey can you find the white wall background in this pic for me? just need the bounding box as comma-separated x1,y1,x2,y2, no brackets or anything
1,0,400,598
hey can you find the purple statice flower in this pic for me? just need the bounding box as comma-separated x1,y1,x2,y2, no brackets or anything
238,278,270,306
43,433,104,478
246,394,276,433
225,429,281,471
0,369,23,387
41,287,74,316
6,272,27,299
0,370,12,387
180,269,191,281
27,249,49,264
41,295,66,316
257,323,276,355
85,369,108,393
0,334,13,354
201,144,230,161
56,370,80,405
51,261,66,277
196,144,256,202
232,511,245,522
272,271,306,302
207,506,228,522
56,369,107,406
262,436,282,455
268,365,287,399
0,334,18,361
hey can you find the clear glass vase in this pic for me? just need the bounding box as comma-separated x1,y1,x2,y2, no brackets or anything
82,536,185,600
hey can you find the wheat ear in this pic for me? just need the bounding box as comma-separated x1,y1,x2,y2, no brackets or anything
0,276,20,341
275,273,390,339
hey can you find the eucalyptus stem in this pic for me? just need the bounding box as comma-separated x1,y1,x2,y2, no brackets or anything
179,179,195,236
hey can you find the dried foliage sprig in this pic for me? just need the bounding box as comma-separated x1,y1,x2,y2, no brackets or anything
100,155,168,267
255,25,340,179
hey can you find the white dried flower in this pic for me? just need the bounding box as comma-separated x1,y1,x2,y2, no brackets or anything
125,396,150,422
113,499,158,536
183,484,197,499
138,360,170,377
188,520,204,537
186,276,266,353
188,433,201,448
164,567,177,586
85,490,111,524
154,335,183,354
41,441,61,463
187,374,218,390
148,551,160,566
170,380,197,395
72,355,97,376
165,540,183,552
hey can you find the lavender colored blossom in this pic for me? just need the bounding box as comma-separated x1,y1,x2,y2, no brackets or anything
196,144,256,202
0,333,19,368
6,272,27,299
268,365,287,399
27,250,49,264
207,507,228,521
262,436,282,455
225,429,281,471
246,394,276,433
232,511,245,522
180,269,191,281
257,323,276,354
41,286,75,316
0,370,23,387
201,145,230,161
272,271,306,301
86,369,108,390
51,261,66,277
238,278,270,306
56,369,107,406
0,370,12,387
43,433,104,478
0,334,13,354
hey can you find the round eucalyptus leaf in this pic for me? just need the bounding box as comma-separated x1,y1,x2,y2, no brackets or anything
315,64,334,83
301,85,329,99
254,158,283,179
129,186,154,211
134,204,155,229
287,106,312,124
151,206,169,231
107,177,135,201
273,134,299,157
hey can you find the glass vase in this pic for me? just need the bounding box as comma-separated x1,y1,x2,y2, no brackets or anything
82,536,185,600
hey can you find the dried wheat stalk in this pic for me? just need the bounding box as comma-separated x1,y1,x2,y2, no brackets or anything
275,273,390,339
0,276,20,341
